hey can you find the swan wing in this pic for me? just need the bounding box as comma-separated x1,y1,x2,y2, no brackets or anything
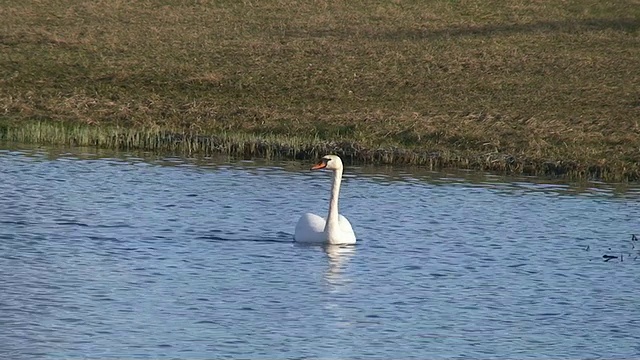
294,213,327,243
337,214,357,244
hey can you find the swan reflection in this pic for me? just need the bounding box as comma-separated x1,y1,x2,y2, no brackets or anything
323,245,355,287
323,245,357,332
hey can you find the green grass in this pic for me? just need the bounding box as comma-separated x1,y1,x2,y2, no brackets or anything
1,1,639,180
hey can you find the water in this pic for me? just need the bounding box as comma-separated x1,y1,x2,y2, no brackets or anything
1,144,639,359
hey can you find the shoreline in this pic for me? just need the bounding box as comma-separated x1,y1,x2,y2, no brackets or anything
1,120,636,181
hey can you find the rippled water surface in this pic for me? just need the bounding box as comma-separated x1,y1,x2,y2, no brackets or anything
1,144,640,359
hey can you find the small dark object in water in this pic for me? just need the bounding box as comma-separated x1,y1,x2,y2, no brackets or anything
585,245,590,251
632,234,638,241
603,254,618,262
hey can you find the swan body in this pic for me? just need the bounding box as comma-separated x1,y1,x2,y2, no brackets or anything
295,212,356,244
294,155,356,245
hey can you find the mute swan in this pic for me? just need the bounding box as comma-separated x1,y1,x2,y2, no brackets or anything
294,155,356,245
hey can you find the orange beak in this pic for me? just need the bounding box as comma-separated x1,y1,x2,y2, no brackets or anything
311,161,327,170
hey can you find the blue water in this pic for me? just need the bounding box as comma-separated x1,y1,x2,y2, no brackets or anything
1,145,639,359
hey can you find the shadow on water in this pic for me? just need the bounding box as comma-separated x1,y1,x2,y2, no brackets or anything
197,230,358,287
197,231,294,244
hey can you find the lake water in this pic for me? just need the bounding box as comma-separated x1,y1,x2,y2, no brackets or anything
1,144,639,359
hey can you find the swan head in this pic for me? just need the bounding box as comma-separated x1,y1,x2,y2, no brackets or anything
311,155,343,171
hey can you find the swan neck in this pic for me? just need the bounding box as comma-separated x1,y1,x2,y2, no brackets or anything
326,168,342,228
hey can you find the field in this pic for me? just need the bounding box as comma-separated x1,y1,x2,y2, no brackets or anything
1,0,639,180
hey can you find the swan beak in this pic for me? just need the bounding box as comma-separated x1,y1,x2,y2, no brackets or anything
311,161,327,170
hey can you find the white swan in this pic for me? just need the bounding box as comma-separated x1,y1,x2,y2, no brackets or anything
294,155,356,245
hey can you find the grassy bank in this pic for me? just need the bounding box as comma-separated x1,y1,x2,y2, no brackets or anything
1,1,639,180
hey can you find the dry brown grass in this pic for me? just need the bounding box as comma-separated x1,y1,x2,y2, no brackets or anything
1,0,639,180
